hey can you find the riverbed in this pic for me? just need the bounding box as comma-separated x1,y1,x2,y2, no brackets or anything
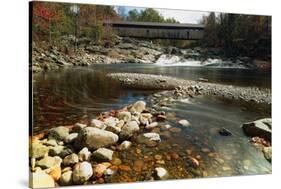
32,64,271,180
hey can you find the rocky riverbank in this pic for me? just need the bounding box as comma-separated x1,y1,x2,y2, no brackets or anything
107,73,271,105
30,98,271,187
31,35,269,72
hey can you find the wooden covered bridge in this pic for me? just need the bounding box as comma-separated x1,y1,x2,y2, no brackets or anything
103,21,205,40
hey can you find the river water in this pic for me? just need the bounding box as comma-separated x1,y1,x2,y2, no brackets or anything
32,64,271,180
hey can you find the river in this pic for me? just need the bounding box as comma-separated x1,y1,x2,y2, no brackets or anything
32,64,271,180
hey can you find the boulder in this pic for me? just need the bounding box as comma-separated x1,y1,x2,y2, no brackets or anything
60,171,73,186
75,127,119,150
48,126,69,141
30,171,55,188
154,167,169,180
92,148,114,161
117,111,132,122
30,142,49,159
129,101,146,113
36,156,62,169
63,153,79,166
90,119,105,129
78,147,91,161
72,162,93,184
242,118,272,140
119,121,140,140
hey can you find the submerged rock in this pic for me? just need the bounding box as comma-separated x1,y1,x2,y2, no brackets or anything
146,122,158,129
154,167,169,180
30,171,55,188
72,162,93,184
92,148,114,161
242,118,272,140
178,119,191,127
118,140,132,150
218,128,232,136
75,127,119,150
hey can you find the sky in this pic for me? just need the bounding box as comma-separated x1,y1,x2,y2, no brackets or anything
115,6,210,24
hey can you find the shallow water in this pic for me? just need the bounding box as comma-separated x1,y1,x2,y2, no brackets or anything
32,65,271,181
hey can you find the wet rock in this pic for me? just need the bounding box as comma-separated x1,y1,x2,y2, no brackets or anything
170,152,180,160
169,127,182,133
94,164,107,178
30,171,55,188
59,148,74,158
111,158,122,166
178,119,191,127
218,128,232,136
65,133,78,144
146,122,158,129
120,121,140,140
133,160,144,172
72,123,87,133
30,142,49,159
137,132,161,146
63,153,79,166
117,111,132,122
118,165,131,171
92,148,114,161
90,119,105,129
48,126,69,141
78,147,91,161
154,167,169,180
242,118,272,140
36,156,62,169
157,115,166,121
72,162,93,184
60,171,72,186
129,100,146,113
104,168,115,175
118,140,132,150
75,127,119,150
263,147,272,162
187,156,200,168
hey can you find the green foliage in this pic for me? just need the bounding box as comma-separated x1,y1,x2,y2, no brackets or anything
201,12,271,58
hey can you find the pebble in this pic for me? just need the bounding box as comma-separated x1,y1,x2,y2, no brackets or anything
118,165,131,171
178,119,191,127
111,158,122,166
169,127,182,133
60,171,72,186
155,167,169,180
63,153,79,166
78,147,91,161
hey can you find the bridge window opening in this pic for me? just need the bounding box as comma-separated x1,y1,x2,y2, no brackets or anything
186,31,190,39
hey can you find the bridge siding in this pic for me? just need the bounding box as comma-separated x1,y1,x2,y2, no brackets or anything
112,27,204,40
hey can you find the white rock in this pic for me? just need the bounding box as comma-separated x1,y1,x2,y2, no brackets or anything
72,162,93,184
120,121,140,140
90,119,105,129
78,147,91,161
155,167,169,180
118,141,132,150
130,100,146,113
30,171,55,188
72,123,87,133
146,122,158,129
117,111,132,122
143,133,161,142
178,119,191,127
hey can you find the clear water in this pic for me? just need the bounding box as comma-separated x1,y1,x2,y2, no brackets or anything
32,64,271,181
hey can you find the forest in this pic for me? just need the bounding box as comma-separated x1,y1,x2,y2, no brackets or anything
31,1,271,59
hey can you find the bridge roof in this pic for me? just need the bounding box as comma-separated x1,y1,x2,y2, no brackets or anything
104,21,205,29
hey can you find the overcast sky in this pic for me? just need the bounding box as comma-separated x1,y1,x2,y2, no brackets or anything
116,6,210,24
